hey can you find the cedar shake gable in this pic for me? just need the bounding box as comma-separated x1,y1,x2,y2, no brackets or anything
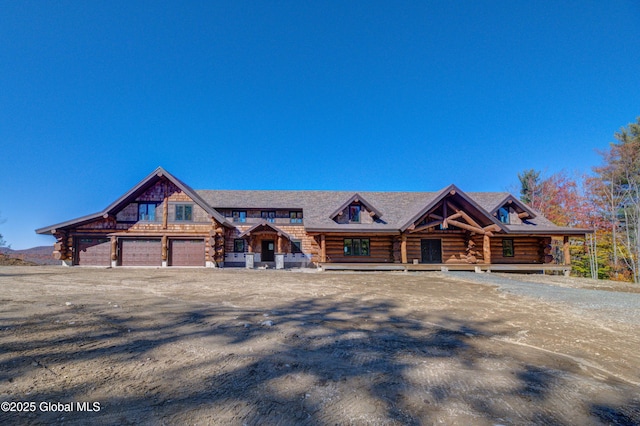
36,167,229,235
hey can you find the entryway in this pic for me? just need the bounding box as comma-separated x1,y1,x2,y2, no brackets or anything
261,240,275,262
421,239,442,263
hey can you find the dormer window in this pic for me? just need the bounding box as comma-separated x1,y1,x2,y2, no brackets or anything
498,207,510,224
349,205,361,223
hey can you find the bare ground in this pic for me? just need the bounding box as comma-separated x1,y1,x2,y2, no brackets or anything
1,266,639,425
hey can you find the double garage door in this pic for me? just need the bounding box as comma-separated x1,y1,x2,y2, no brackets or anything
75,237,204,266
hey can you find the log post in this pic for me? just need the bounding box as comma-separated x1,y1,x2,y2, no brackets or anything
483,234,491,265
320,234,326,263
161,235,168,266
563,236,571,266
110,236,117,266
277,234,283,253
401,233,407,264
162,198,169,230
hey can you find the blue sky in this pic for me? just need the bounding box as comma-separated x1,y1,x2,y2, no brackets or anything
1,1,639,249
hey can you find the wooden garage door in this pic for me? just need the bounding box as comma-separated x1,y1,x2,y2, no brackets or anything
170,239,205,266
120,239,162,266
76,238,111,266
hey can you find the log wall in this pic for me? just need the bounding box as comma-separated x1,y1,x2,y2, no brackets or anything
324,235,394,263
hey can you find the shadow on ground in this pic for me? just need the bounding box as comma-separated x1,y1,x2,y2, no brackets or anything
1,293,639,425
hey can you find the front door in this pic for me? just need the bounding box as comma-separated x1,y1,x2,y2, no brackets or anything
421,239,442,263
261,240,275,262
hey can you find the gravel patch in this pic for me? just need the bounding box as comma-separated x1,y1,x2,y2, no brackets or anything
445,271,640,325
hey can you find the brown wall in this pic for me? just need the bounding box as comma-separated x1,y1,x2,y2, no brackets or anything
324,235,394,263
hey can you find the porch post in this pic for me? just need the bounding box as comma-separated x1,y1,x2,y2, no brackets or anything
320,234,326,263
483,234,491,265
161,235,168,267
110,236,118,267
401,233,408,264
563,236,571,266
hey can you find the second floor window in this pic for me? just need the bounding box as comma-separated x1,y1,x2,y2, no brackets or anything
498,207,510,224
349,205,361,223
175,204,193,221
290,211,303,223
261,211,276,222
233,211,247,223
138,203,156,221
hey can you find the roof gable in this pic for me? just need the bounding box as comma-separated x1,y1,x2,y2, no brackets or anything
36,167,229,234
400,184,504,234
329,193,383,221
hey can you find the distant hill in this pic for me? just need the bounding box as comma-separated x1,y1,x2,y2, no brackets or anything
0,246,58,265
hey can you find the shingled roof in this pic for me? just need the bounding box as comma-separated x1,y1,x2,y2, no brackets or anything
196,187,591,235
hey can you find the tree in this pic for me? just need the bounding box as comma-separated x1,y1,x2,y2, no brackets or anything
591,118,640,283
0,212,6,248
518,169,542,205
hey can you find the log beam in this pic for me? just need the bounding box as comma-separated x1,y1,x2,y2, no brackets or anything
446,219,485,235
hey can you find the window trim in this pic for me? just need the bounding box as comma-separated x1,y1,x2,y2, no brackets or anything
343,238,370,256
175,204,193,221
502,239,514,257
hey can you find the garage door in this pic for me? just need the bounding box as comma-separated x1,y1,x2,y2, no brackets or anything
170,239,205,266
76,238,111,266
119,239,162,266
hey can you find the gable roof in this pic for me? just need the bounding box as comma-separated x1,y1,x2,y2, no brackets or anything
329,193,383,220
238,220,294,240
398,184,504,232
36,167,229,234
36,168,592,236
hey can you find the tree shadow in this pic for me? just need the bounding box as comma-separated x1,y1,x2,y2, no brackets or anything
1,295,639,425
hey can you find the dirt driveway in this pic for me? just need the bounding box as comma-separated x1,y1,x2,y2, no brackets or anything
1,266,639,425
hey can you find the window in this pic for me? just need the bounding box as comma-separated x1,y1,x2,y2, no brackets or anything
291,239,302,254
289,211,303,223
349,205,361,223
138,203,156,221
234,239,245,253
502,239,514,257
344,238,370,256
261,211,276,223
498,207,510,224
175,204,193,221
233,211,247,223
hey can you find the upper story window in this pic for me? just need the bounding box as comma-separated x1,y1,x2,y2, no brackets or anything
175,204,193,221
498,207,510,224
138,203,156,221
261,211,276,223
233,211,247,223
349,205,361,223
290,211,303,223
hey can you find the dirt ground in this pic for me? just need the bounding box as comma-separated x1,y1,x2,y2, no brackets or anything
1,266,639,425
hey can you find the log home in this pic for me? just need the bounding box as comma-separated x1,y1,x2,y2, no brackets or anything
36,167,591,272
